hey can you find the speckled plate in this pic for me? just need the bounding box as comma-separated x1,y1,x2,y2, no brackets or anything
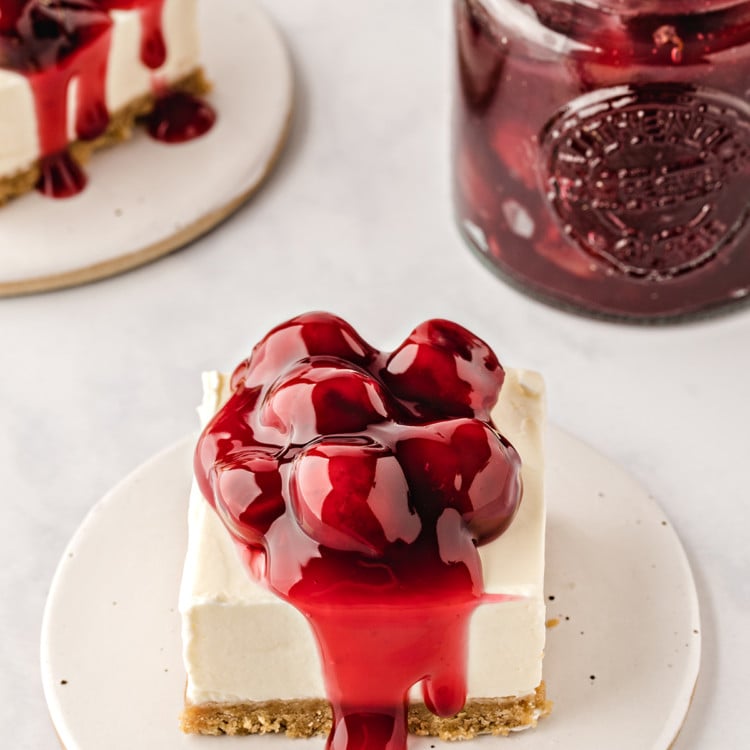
0,0,292,297
40,427,700,750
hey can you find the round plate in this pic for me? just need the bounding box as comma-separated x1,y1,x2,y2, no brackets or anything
40,428,700,750
0,0,292,297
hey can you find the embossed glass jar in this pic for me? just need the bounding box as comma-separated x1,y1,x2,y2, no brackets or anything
454,0,750,320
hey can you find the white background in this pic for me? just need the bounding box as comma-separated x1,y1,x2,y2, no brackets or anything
1,1,748,748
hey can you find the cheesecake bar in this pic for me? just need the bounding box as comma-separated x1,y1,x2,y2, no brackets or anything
179,314,549,740
0,0,210,203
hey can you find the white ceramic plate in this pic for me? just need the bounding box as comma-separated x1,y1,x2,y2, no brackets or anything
0,0,292,296
40,428,701,750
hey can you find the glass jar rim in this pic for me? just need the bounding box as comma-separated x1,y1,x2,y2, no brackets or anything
477,0,748,16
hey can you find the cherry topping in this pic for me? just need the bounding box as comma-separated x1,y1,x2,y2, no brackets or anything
195,313,522,750
232,312,376,390
213,450,284,547
398,419,521,542
0,1,111,71
383,319,504,419
258,358,391,444
291,438,420,557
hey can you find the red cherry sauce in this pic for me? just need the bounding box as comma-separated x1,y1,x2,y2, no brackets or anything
145,88,216,143
455,0,750,319
0,1,213,199
102,0,167,69
195,313,523,750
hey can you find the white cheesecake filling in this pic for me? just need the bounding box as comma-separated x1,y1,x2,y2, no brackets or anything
0,70,37,178
180,369,547,706
0,0,202,179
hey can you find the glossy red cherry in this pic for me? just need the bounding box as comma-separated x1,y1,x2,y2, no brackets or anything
383,319,504,419
232,312,376,390
194,439,284,548
258,358,392,444
397,418,521,542
290,438,421,556
6,1,111,69
212,449,285,546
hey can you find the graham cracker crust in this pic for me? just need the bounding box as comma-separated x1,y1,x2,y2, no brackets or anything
180,683,551,739
0,69,209,207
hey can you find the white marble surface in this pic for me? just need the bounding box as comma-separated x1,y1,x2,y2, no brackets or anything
0,1,748,748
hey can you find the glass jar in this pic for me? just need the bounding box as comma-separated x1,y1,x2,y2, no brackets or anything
453,0,750,320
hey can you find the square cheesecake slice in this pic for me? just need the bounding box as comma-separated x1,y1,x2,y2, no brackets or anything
179,367,549,738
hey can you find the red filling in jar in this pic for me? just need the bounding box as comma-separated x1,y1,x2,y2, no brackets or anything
454,0,750,320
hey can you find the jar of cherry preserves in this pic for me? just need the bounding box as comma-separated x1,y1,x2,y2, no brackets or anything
454,0,750,320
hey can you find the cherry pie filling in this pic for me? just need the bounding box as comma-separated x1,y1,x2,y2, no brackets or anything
195,313,524,750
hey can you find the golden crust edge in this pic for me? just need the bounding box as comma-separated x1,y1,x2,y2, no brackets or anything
179,682,551,739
